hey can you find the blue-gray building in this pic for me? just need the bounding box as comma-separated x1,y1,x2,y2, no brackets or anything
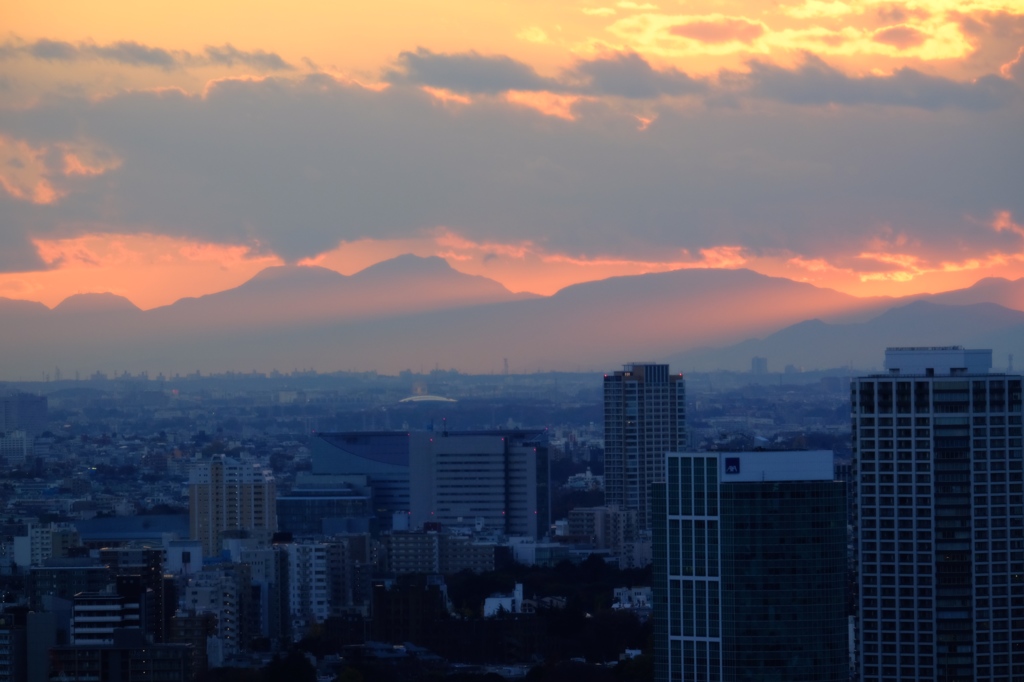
311,432,411,523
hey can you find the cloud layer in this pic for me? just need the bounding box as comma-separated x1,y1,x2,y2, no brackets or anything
2,0,1024,308
1,52,1022,281
0,38,294,71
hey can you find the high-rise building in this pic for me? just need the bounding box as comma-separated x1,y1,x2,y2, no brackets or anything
188,455,277,555
655,450,847,682
604,363,686,529
409,429,549,539
853,347,1024,682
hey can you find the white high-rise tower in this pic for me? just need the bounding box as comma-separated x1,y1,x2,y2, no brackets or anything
604,363,686,530
853,347,1024,682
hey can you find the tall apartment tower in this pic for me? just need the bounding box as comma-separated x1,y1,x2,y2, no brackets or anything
604,363,686,529
654,450,847,682
853,347,1024,682
189,455,277,555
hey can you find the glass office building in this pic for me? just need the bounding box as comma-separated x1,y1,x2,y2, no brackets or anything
656,450,847,682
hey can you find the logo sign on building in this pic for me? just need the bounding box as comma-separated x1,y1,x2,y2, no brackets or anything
725,457,740,475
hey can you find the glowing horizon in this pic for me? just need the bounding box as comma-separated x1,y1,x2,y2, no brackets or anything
2,0,1023,314
3,219,1024,311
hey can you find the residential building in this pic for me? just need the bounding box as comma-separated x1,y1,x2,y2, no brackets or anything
605,363,686,529
239,545,290,644
181,563,254,661
0,431,32,467
568,505,638,563
853,347,1024,681
286,541,330,639
13,522,80,568
188,455,277,555
655,450,847,682
100,546,175,643
28,560,110,609
0,608,26,682
380,531,496,575
49,629,193,682
71,591,141,646
0,392,47,436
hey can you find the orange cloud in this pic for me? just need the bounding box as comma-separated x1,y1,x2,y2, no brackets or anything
784,1,856,20
1000,46,1024,80
297,223,1024,301
299,227,754,295
505,90,584,119
10,224,1024,312
421,85,472,104
873,25,929,49
60,141,123,176
0,233,283,309
0,135,61,204
670,18,766,45
604,9,976,63
992,210,1024,237
0,136,122,204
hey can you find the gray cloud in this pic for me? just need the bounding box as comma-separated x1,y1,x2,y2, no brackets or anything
385,48,558,93
90,41,178,69
203,44,293,71
385,48,705,99
0,66,1022,273
27,39,79,61
733,54,1021,110
1008,48,1024,82
568,53,707,99
0,38,292,71
0,225,46,272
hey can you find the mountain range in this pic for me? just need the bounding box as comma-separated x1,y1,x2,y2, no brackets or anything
3,255,1024,379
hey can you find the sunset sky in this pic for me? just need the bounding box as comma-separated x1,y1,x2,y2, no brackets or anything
2,0,1024,309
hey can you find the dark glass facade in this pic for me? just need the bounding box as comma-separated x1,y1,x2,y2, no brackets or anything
719,481,847,681
660,452,847,682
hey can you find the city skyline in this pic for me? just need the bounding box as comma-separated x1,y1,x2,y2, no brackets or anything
2,1,1024,313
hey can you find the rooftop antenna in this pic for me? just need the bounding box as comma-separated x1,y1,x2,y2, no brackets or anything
1009,354,1014,373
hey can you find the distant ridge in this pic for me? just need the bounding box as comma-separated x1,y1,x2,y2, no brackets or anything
2,262,1024,378
52,292,141,314
670,300,1024,372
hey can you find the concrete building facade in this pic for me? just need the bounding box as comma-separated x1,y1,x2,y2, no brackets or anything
604,363,686,529
409,430,549,539
853,347,1024,682
188,455,277,555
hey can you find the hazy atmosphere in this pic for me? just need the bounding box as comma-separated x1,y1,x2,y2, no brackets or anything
3,0,1024,318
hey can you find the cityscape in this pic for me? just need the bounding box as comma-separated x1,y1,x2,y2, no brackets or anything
0,348,1019,681
4,0,1024,680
